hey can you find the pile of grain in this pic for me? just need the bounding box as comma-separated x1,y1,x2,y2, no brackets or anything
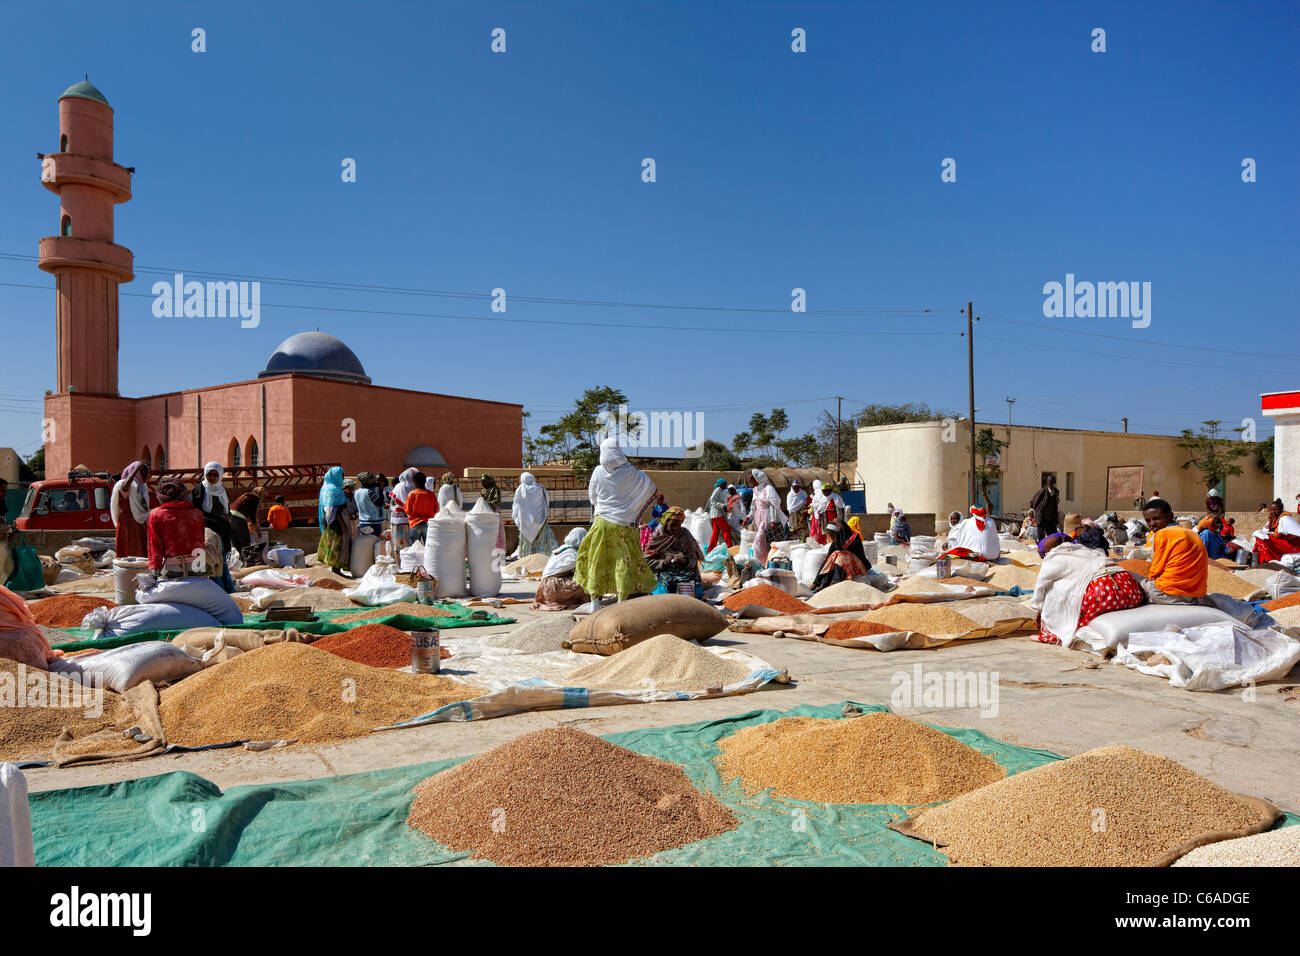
909,745,1275,866
952,599,1037,630
1264,591,1300,612
1235,568,1284,590
716,714,1005,804
335,602,454,624
159,642,480,745
312,578,348,591
823,620,912,641
27,595,116,629
257,587,356,610
985,565,1040,592
722,584,811,614
1268,605,1300,626
504,553,551,575
863,603,978,636
806,580,889,607
494,616,576,653
313,623,449,668
408,726,736,865
566,634,751,691
1205,564,1264,601
893,576,961,596
1173,825,1300,867
1118,558,1151,577
0,658,133,760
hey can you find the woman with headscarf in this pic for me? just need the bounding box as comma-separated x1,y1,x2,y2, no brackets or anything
480,474,507,552
403,472,440,543
786,479,808,541
809,480,829,544
643,506,705,596
889,509,912,545
436,473,463,511
512,472,557,557
707,479,733,550
389,468,417,549
1197,494,1227,533
1016,511,1040,543
574,437,658,603
229,489,264,565
1029,535,1145,646
725,485,745,542
192,462,235,591
946,506,1000,560
354,472,385,537
533,528,590,610
811,516,872,591
110,460,151,558
147,479,206,577
747,469,788,564
1241,499,1300,564
639,495,668,550
316,465,352,573
824,483,847,526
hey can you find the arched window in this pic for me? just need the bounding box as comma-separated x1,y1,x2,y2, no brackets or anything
405,445,449,470
228,438,241,469
141,446,151,470
61,134,68,152
246,437,260,467
156,445,166,470
60,215,71,237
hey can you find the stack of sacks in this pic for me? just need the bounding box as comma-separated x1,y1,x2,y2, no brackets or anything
82,575,244,638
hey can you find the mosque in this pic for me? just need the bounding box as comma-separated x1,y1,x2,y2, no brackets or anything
37,80,522,478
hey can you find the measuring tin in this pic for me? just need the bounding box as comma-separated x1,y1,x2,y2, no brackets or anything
416,579,436,605
935,554,951,580
410,629,441,674
675,581,695,597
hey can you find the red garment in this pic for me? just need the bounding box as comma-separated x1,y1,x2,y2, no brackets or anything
708,516,734,550
113,485,148,559
1256,535,1300,563
403,488,440,529
147,501,206,572
1037,570,1144,645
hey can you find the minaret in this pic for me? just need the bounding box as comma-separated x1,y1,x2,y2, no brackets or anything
38,79,133,396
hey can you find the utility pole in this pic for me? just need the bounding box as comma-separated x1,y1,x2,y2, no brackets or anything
836,396,843,481
967,302,976,510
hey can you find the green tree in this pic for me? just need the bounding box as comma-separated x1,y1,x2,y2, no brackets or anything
810,402,955,472
528,387,641,478
1178,420,1253,490
972,428,1006,511
24,446,45,481
681,439,742,472
1255,435,1274,475
775,433,818,467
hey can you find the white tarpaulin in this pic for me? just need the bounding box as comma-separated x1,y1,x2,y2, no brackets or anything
1115,622,1300,691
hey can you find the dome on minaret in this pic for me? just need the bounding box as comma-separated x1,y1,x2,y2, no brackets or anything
60,80,111,107
259,331,372,384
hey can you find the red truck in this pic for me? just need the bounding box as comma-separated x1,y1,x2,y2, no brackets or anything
13,463,337,531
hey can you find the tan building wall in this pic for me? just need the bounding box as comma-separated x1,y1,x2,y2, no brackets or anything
857,421,1273,519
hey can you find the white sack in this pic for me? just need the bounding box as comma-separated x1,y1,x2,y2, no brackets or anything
135,575,242,625
466,497,503,598
50,641,203,693
1115,622,1300,691
83,603,222,639
1071,604,1239,655
343,560,416,606
424,510,467,598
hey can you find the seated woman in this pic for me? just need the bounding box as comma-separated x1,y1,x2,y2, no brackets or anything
643,507,705,596
1017,511,1040,542
1029,527,1145,645
1198,516,1233,560
1244,499,1300,564
889,509,912,545
1196,494,1227,533
812,518,872,591
534,528,590,610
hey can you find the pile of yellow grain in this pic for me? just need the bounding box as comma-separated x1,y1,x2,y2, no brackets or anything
863,602,979,636
0,658,133,761
716,713,1006,804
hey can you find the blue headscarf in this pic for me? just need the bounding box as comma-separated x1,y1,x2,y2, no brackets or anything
1037,531,1070,557
319,465,347,527
647,502,669,531
714,478,727,488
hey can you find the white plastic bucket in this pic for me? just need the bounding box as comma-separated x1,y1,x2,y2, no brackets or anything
112,557,149,606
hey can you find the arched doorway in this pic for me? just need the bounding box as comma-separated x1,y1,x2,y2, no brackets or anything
228,437,241,469
405,445,449,472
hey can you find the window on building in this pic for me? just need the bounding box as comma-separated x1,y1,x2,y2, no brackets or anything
60,134,68,152
229,438,241,469
141,446,151,470
246,437,259,467
1066,472,1076,501
156,445,166,470
60,215,71,236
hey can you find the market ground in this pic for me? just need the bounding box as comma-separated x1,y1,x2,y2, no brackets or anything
23,579,1300,811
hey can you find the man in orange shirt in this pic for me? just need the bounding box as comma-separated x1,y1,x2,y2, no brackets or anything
403,472,440,543
1140,498,1211,605
267,495,292,531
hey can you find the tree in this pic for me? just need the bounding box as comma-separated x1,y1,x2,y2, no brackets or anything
810,402,955,472
972,428,1006,511
681,439,741,472
527,387,641,477
1255,436,1274,475
1178,421,1253,491
24,446,45,481
775,433,818,467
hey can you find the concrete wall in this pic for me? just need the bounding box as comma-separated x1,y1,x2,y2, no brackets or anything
857,421,1274,519
1262,405,1299,509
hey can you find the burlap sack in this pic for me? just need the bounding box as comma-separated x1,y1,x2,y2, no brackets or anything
564,594,727,656
171,626,307,663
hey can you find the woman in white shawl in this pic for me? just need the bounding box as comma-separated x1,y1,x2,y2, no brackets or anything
1029,536,1145,646
110,460,151,558
388,467,418,548
946,506,1001,561
512,472,558,557
191,461,234,591
786,479,808,540
574,437,657,602
436,473,463,511
809,479,830,544
534,527,589,609
748,469,788,564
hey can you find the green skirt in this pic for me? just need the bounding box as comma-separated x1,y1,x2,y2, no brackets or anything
574,516,657,602
517,524,559,558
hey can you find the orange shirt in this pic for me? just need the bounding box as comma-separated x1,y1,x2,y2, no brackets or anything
404,488,440,528
267,504,291,530
1148,525,1208,597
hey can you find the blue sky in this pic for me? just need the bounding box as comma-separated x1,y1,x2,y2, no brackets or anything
2,0,1297,463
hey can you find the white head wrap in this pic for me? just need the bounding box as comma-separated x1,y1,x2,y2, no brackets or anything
511,472,549,542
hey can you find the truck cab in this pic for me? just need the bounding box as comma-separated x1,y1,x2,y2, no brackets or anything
13,471,119,531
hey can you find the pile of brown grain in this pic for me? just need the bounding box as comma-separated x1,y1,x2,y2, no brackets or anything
27,595,117,629
715,714,1005,805
407,725,736,866
1119,559,1151,577
863,603,978,636
909,745,1276,866
822,620,912,641
334,602,454,624
312,623,450,668
0,658,133,760
159,642,480,746
312,578,348,591
1204,564,1264,600
722,584,812,615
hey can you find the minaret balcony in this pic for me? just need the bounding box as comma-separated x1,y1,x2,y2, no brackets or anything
40,153,132,202
37,236,134,282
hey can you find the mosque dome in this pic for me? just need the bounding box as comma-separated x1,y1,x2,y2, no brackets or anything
60,80,111,107
259,331,372,384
